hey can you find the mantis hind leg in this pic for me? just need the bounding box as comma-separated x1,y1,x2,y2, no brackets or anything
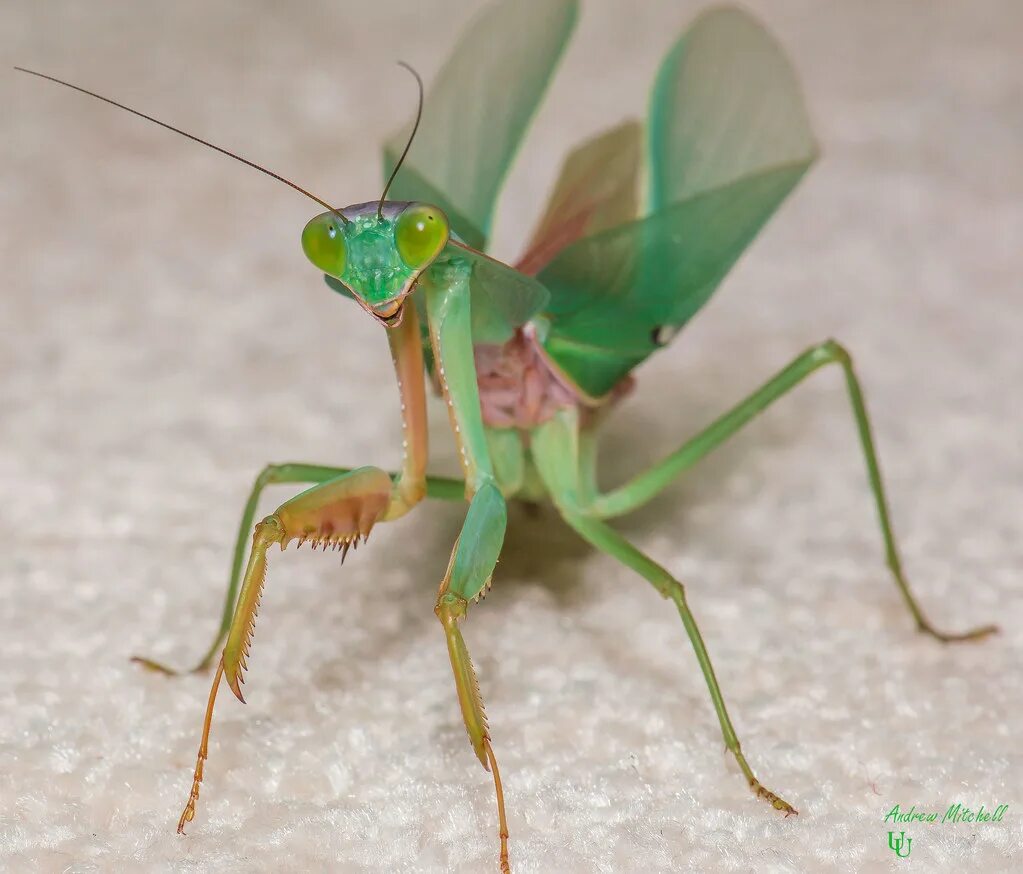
563,507,797,816
133,462,465,675
532,412,795,815
589,339,996,643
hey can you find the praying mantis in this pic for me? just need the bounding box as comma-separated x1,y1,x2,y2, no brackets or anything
16,2,1000,871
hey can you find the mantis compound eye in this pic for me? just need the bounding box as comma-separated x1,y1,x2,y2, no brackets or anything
395,203,449,270
301,213,348,278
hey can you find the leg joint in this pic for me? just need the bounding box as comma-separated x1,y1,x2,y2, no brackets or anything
810,337,852,368
643,563,684,601
663,576,686,603
254,463,286,490
253,514,285,546
435,590,468,625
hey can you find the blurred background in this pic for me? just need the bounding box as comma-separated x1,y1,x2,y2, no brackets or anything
3,2,1021,872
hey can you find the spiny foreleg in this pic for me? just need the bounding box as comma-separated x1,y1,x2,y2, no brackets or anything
177,465,391,832
435,481,511,872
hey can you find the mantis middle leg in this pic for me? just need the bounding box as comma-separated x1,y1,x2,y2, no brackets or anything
584,339,996,643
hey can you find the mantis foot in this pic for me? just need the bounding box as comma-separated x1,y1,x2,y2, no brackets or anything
747,775,798,817
731,748,798,816
130,653,216,676
917,619,999,644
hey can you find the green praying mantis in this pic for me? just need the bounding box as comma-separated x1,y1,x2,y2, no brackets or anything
17,2,999,870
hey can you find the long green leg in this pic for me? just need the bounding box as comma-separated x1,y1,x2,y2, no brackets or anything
533,411,793,814
133,463,464,675
561,508,797,816
589,339,996,643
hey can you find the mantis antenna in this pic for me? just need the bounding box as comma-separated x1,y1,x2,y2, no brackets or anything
377,61,424,220
13,66,351,226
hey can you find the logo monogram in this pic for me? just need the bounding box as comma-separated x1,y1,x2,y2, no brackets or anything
888,830,913,858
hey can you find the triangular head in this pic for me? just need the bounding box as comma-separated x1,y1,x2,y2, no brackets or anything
301,200,449,325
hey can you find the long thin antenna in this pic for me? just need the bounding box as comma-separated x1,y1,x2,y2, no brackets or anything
377,61,424,220
13,66,350,226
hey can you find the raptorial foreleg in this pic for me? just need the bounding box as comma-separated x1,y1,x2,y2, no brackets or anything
177,465,394,832
434,481,511,872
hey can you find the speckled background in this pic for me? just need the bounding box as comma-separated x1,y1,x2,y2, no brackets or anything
3,1,1021,872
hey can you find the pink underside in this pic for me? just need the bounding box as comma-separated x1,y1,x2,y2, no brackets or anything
473,330,581,429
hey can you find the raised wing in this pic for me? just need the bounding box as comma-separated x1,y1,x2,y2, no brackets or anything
382,0,578,251
648,5,817,210
539,165,808,396
515,120,642,276
538,6,818,398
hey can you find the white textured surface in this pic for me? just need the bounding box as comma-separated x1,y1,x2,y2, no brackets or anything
3,2,1022,872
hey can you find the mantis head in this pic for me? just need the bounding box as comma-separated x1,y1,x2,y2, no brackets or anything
14,62,435,329
301,60,437,327
301,200,449,326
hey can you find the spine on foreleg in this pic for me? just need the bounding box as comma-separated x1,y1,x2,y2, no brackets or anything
437,593,491,768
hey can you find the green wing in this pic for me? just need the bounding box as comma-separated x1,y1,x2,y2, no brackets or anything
539,165,810,395
648,6,817,210
382,0,578,251
515,120,642,276
538,6,818,398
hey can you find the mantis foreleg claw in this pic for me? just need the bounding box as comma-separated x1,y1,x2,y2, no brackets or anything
434,482,511,872
177,466,393,830
219,466,391,700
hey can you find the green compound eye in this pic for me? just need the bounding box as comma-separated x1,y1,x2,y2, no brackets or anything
395,204,449,270
301,213,347,278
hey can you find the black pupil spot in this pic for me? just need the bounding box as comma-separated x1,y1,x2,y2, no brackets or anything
652,325,678,346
